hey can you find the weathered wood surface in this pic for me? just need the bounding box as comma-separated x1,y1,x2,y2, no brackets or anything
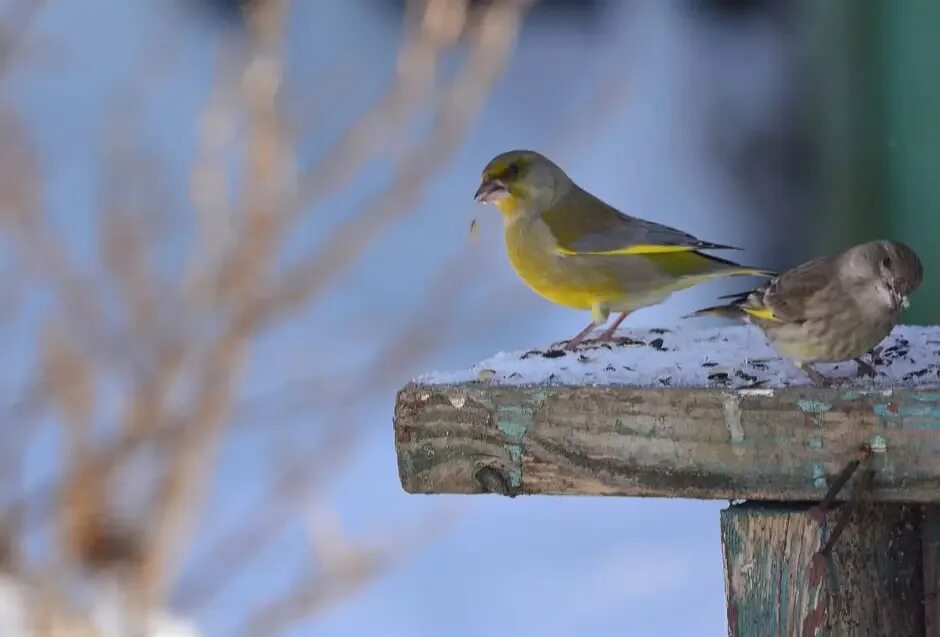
395,383,940,501
721,502,925,637
923,507,940,636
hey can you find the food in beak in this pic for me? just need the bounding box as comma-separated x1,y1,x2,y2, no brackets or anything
890,287,910,310
474,178,507,203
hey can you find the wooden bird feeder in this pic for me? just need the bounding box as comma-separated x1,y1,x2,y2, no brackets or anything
393,325,940,636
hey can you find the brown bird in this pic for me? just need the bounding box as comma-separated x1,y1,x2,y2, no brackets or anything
690,240,924,385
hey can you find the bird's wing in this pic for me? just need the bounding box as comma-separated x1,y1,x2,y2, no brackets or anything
752,256,838,323
542,189,739,256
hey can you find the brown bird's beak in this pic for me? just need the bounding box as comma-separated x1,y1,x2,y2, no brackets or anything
887,284,910,311
474,178,507,204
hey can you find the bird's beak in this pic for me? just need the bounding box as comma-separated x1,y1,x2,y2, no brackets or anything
474,178,507,204
889,286,910,310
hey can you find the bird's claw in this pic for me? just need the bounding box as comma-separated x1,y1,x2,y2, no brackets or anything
562,338,603,352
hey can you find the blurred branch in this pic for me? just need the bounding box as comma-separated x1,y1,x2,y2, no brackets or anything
237,499,451,637
0,0,49,76
288,0,467,218
252,0,530,328
0,107,129,379
99,154,170,364
136,0,295,609
171,431,355,613
0,0,533,633
170,240,479,617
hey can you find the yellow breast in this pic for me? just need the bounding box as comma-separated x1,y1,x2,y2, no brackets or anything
504,218,625,311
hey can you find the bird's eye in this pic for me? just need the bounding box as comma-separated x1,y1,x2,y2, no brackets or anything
504,163,520,178
882,257,892,269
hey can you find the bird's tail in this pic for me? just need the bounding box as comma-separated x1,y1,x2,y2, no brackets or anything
683,304,746,321
683,289,753,320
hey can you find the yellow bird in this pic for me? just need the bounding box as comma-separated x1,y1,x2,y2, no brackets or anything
474,149,773,348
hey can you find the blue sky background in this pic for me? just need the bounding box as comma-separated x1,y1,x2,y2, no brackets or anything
3,1,806,635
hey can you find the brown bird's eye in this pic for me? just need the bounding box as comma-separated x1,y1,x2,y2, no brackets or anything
505,163,520,178
882,257,892,268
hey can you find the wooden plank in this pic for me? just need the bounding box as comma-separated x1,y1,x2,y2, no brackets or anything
395,383,940,501
721,502,924,637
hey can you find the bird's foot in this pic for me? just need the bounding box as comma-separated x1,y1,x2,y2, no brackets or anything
596,325,623,342
547,339,577,352
560,338,605,352
556,313,632,351
801,363,834,387
562,339,585,352
854,357,877,378
561,321,599,351
596,312,630,342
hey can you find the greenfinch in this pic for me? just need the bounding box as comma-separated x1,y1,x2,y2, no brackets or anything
474,149,773,348
690,240,923,385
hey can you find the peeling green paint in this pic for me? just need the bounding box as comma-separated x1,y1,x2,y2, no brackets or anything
723,392,745,446
870,434,887,453
812,462,827,489
722,504,830,636
840,389,895,401
872,403,896,419
797,399,832,414
502,444,523,488
809,437,823,450
900,404,930,418
495,389,546,438
871,402,940,424
494,389,547,490
496,405,532,438
722,502,923,636
898,404,940,418
840,390,868,401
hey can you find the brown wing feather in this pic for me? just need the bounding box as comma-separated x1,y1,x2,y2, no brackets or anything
760,255,838,322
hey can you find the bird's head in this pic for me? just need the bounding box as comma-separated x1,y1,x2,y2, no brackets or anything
474,150,571,217
847,240,924,311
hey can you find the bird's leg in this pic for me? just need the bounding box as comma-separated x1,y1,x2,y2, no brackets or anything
561,304,609,351
562,320,598,351
597,312,630,341
854,357,877,378
801,363,833,387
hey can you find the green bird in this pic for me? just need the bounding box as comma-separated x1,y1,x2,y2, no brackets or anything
473,149,773,348
690,240,924,385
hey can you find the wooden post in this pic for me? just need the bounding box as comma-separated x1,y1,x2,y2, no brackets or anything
722,502,924,636
395,381,940,635
922,507,940,636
